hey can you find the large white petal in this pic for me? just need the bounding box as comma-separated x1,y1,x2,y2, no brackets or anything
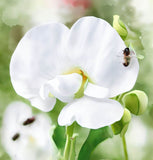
58,96,124,129
2,102,33,130
30,96,56,112
67,16,139,97
91,50,139,97
10,22,70,99
84,82,109,98
40,73,82,102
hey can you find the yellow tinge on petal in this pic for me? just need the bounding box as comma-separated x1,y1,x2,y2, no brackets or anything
63,67,92,82
28,136,36,145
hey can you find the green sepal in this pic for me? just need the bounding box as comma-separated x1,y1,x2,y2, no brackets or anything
78,126,113,160
113,15,128,40
122,90,148,115
111,108,131,137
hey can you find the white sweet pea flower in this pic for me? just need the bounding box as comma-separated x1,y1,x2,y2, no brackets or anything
1,102,58,160
10,16,139,129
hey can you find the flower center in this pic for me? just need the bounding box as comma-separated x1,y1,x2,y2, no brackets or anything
28,136,36,145
63,67,90,98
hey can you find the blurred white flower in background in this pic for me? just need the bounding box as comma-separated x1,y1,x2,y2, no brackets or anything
1,101,58,160
1,0,91,27
10,16,139,129
30,0,91,25
126,117,147,160
127,118,147,147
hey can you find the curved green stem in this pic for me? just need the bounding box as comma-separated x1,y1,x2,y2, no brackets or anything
122,135,128,160
63,124,75,160
63,135,71,160
69,134,77,160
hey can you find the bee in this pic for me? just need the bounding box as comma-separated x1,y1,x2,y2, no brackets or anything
123,47,131,67
12,133,20,141
23,117,35,125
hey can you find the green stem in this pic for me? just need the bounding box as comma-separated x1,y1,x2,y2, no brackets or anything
63,124,75,160
63,135,71,160
122,135,128,160
69,134,77,160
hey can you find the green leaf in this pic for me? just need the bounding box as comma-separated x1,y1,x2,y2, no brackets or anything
78,126,113,160
52,125,66,153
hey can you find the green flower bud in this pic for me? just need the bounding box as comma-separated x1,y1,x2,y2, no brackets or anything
122,90,148,115
111,108,131,137
113,15,128,40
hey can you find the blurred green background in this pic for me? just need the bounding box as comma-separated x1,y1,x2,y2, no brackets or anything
1,0,153,159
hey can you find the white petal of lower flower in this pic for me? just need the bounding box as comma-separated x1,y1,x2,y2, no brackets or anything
1,102,58,160
67,16,139,97
40,73,82,102
84,82,109,98
58,96,124,129
10,22,70,99
30,96,56,112
21,114,58,160
2,102,33,130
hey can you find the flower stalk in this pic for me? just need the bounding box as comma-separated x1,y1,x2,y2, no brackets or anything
63,123,75,160
122,135,128,160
